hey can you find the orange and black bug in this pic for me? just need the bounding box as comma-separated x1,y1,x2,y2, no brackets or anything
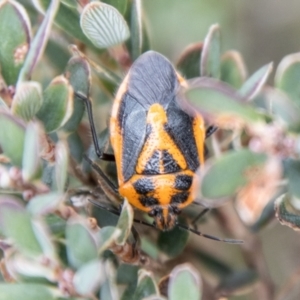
110,51,205,231
76,51,242,243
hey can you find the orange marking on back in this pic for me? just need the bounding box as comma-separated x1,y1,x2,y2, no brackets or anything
110,74,130,186
136,104,187,174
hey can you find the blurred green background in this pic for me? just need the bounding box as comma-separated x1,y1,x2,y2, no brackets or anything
143,0,300,75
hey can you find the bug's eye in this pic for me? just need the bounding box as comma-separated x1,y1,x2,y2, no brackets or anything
148,207,161,217
173,207,181,215
148,210,156,217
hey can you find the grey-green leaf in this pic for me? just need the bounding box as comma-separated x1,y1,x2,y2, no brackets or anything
158,226,189,258
73,260,106,296
284,159,300,199
18,0,59,83
32,0,92,46
98,226,121,255
184,78,263,124
201,149,267,199
176,43,202,79
100,262,119,300
63,56,91,132
0,197,43,256
102,0,128,15
275,194,300,230
275,52,300,107
54,141,69,192
27,192,63,216
11,81,43,121
0,283,55,300
22,121,42,181
200,24,221,78
37,75,73,133
168,264,202,300
66,217,98,269
116,199,134,245
129,0,142,61
132,269,159,300
0,0,31,85
220,50,247,89
239,63,273,100
260,87,300,131
80,2,130,49
0,110,25,167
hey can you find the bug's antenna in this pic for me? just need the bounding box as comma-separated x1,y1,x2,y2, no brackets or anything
75,91,115,162
176,223,244,244
88,198,156,229
89,197,243,243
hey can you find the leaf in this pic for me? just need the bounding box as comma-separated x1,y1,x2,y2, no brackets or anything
176,43,202,79
11,81,43,121
129,0,142,61
5,253,58,281
157,226,189,258
284,159,300,199
0,197,43,257
168,264,202,300
116,199,134,245
100,261,119,300
73,260,106,295
54,141,69,192
27,192,63,216
80,2,130,49
18,0,59,83
201,149,267,199
259,87,300,131
66,217,98,269
32,0,92,46
31,219,57,260
22,122,42,181
102,0,128,15
200,24,221,78
98,226,121,255
132,269,159,300
184,78,263,126
63,56,91,132
275,52,300,106
0,283,55,300
0,0,31,85
275,194,300,230
67,131,84,163
220,50,247,89
239,63,273,100
0,110,25,167
37,75,73,133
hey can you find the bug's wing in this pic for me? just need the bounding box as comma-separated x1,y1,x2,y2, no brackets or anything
119,94,147,182
119,51,179,182
127,51,178,107
166,99,202,172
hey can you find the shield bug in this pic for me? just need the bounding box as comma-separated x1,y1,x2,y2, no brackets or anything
76,51,242,243
109,51,206,230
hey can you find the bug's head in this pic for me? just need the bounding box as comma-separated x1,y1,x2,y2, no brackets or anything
148,206,181,231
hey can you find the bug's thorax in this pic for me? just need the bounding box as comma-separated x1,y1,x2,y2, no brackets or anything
136,103,187,174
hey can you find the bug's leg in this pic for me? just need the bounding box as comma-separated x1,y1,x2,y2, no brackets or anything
84,154,121,206
205,125,218,139
75,91,115,162
191,208,210,230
